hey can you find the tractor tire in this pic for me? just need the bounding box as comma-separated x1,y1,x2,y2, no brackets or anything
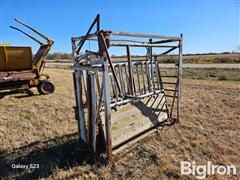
37,80,55,95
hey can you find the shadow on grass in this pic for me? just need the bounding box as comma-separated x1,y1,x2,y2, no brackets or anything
0,88,38,99
0,133,106,179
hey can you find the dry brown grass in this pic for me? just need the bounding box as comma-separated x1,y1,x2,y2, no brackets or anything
158,53,240,64
47,53,240,64
0,69,239,179
110,53,240,64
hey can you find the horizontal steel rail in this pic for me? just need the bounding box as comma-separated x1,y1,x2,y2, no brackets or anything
110,31,182,40
110,42,178,48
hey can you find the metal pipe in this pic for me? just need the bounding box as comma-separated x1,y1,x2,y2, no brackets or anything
77,14,100,53
170,78,179,117
156,61,164,90
10,26,43,45
90,73,97,152
119,65,126,93
74,65,103,71
85,38,146,44
135,63,141,95
145,61,151,92
95,71,101,96
109,89,163,108
14,18,51,41
98,32,122,94
72,32,97,41
123,63,130,94
154,62,160,90
151,39,179,44
149,39,155,94
110,74,116,99
71,39,78,64
126,45,134,95
177,33,183,121
140,62,146,94
110,42,177,48
110,31,181,40
103,60,112,161
75,69,87,142
161,46,178,55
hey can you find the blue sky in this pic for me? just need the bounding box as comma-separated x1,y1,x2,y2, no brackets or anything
0,0,239,54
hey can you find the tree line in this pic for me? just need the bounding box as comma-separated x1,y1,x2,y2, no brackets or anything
45,51,239,60
46,52,72,60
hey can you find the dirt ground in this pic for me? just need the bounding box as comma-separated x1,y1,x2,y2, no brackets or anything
0,69,239,179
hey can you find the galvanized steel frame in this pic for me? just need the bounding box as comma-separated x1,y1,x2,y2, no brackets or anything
71,14,183,161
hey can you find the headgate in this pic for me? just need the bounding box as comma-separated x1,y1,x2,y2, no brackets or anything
71,14,183,161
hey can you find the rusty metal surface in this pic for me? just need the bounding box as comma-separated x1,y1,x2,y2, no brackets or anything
108,31,181,40
1,18,54,93
0,70,35,83
9,18,54,78
0,47,32,71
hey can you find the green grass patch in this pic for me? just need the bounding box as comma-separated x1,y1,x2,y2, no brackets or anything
160,68,240,81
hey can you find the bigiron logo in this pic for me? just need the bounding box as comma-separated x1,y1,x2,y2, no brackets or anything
181,161,237,179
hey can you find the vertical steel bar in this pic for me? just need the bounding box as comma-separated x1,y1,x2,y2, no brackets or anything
90,73,97,152
113,65,120,101
133,70,137,95
98,32,121,94
117,65,124,93
123,63,130,94
72,71,80,135
151,61,156,93
120,65,126,94
103,60,112,161
82,70,88,99
156,61,164,90
97,13,100,31
177,34,183,121
71,39,77,64
87,73,92,143
156,61,170,117
110,74,116,99
95,71,101,96
96,80,105,141
145,61,151,92
126,45,134,95
75,69,87,142
112,73,119,102
135,63,141,95
170,78,179,117
149,39,156,93
114,65,121,92
140,62,146,94
154,61,160,90
149,39,153,76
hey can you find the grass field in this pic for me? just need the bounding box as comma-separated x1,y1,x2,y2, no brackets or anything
46,53,240,64
0,69,239,179
161,68,240,81
110,53,240,64
157,53,240,64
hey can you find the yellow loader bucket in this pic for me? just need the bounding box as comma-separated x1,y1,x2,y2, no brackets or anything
0,46,33,71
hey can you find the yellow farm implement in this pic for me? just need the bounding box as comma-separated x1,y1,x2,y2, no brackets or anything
0,19,54,94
